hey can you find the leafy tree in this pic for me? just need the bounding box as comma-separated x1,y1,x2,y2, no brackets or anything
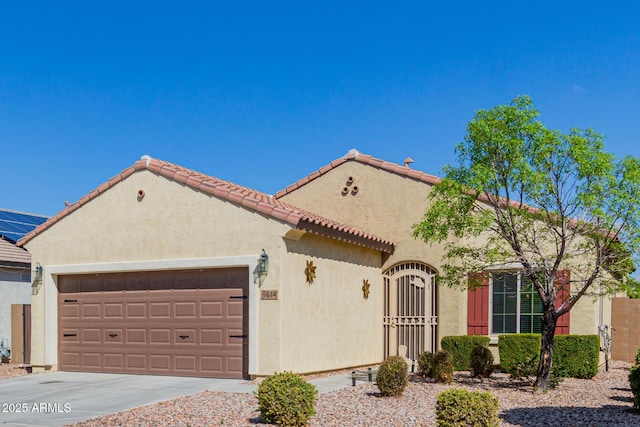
414,96,640,391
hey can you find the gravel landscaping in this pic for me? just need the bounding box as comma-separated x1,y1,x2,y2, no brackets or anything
61,361,638,427
0,363,32,380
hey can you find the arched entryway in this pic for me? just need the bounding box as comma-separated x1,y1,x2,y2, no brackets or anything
383,262,438,361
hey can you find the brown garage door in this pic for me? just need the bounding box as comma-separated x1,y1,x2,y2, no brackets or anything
58,268,248,379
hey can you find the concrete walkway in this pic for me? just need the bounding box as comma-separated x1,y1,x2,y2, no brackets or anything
0,371,367,426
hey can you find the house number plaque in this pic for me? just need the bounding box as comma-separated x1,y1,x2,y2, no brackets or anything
261,290,278,300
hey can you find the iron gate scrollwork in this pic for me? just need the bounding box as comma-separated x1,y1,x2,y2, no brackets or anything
383,262,438,361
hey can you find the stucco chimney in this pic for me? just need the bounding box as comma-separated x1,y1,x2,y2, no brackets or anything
404,157,414,168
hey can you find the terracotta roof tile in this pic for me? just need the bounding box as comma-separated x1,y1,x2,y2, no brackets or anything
17,156,395,253
120,167,135,180
98,182,110,193
146,161,162,174
173,170,190,184
185,175,202,188
274,149,441,199
0,237,30,264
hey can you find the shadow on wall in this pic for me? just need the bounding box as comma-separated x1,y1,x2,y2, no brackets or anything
284,233,384,268
501,405,637,426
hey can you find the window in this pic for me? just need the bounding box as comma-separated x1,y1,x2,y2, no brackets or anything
491,272,543,334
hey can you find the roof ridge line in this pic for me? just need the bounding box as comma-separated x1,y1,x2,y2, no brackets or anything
274,151,441,199
17,157,395,252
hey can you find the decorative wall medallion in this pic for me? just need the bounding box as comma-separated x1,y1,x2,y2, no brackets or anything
305,260,317,284
362,279,370,299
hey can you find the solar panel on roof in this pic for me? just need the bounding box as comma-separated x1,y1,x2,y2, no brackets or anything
0,208,48,243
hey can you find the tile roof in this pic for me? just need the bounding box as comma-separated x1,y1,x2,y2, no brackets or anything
17,156,395,253
274,149,441,199
0,236,30,265
274,149,612,242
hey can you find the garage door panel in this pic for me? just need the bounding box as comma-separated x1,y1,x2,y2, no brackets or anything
175,302,197,318
150,328,171,344
61,303,80,319
82,329,101,343
104,329,123,344
58,268,248,378
126,354,147,369
200,301,223,317
150,355,171,370
227,300,244,317
82,353,101,368
201,329,223,345
81,303,101,318
104,353,124,369
104,303,124,318
175,355,197,371
200,356,223,373
60,351,80,367
126,302,147,318
227,329,245,344
150,302,171,317
175,329,196,344
126,329,147,344
227,356,243,373
61,329,80,343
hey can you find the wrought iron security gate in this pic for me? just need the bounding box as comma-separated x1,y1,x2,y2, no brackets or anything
383,262,438,361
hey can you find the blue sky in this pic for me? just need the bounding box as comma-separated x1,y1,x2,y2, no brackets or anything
2,2,640,217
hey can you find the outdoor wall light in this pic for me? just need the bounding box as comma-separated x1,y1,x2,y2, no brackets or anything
31,262,43,295
34,262,43,284
258,249,269,276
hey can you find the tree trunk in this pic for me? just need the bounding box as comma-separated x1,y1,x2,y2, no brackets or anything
535,309,557,392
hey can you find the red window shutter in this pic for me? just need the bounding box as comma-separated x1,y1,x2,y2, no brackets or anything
555,270,571,334
467,272,490,335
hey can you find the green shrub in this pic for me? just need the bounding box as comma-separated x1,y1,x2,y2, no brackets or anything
630,364,640,412
470,345,494,378
256,371,317,426
417,351,434,378
431,350,454,384
636,348,640,365
498,334,540,378
376,356,408,396
553,335,599,379
441,336,491,371
436,388,500,427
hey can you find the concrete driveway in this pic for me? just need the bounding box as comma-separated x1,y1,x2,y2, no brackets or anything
0,371,256,427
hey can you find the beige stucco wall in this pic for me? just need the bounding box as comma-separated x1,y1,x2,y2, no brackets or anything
279,160,613,347
24,170,294,375
279,161,467,341
280,234,383,373
23,168,388,376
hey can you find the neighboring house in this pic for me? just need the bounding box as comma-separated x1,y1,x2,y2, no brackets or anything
0,208,48,361
17,151,612,379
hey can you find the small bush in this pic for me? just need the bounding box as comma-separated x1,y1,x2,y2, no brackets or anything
431,350,454,384
498,334,540,377
630,364,640,412
376,356,408,396
636,348,640,365
470,345,494,378
436,388,500,427
441,336,491,371
417,351,434,378
256,371,317,426
553,335,599,379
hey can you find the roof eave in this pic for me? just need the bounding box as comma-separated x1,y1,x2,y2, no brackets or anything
296,219,395,254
